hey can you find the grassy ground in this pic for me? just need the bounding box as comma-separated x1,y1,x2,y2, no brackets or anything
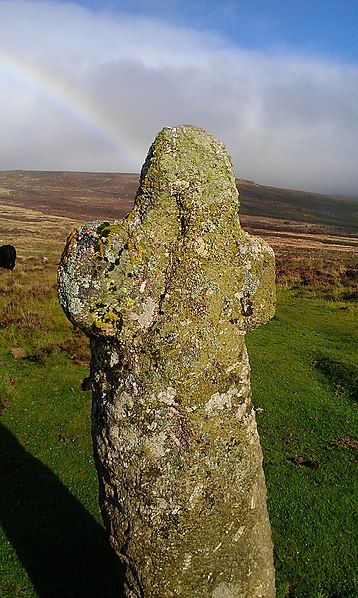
0,173,357,597
0,256,356,597
248,290,357,598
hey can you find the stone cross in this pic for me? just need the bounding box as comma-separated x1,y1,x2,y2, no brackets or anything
58,125,276,597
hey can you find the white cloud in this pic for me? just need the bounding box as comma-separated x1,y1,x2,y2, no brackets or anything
0,0,357,194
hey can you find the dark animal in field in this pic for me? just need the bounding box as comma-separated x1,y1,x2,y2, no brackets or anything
0,245,16,270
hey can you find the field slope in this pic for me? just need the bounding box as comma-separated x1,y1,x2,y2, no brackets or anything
0,171,357,598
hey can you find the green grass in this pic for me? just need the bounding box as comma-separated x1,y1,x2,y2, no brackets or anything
0,261,357,597
247,290,357,597
0,263,123,597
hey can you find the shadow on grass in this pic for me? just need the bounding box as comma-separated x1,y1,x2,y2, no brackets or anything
0,423,124,597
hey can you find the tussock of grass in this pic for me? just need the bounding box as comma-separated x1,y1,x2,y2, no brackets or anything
24,334,90,366
313,353,358,401
0,374,18,415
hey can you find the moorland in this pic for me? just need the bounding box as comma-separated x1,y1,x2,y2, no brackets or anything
0,170,357,597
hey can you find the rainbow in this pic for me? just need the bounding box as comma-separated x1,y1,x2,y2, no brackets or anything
0,50,142,170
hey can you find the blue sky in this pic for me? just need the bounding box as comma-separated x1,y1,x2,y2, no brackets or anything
67,0,358,64
1,0,358,194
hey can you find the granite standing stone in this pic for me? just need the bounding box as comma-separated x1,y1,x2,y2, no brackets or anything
58,125,276,597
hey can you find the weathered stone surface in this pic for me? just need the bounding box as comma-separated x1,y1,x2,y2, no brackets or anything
58,125,276,597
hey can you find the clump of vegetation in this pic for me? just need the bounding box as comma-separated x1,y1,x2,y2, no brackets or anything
276,251,358,301
0,258,90,363
0,374,18,415
313,353,357,401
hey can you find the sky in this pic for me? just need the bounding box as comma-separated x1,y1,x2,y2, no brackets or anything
1,0,358,195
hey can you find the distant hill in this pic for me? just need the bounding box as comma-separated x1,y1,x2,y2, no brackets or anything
0,171,356,258
238,180,358,236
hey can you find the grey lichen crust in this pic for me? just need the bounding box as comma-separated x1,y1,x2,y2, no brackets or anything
58,125,276,597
